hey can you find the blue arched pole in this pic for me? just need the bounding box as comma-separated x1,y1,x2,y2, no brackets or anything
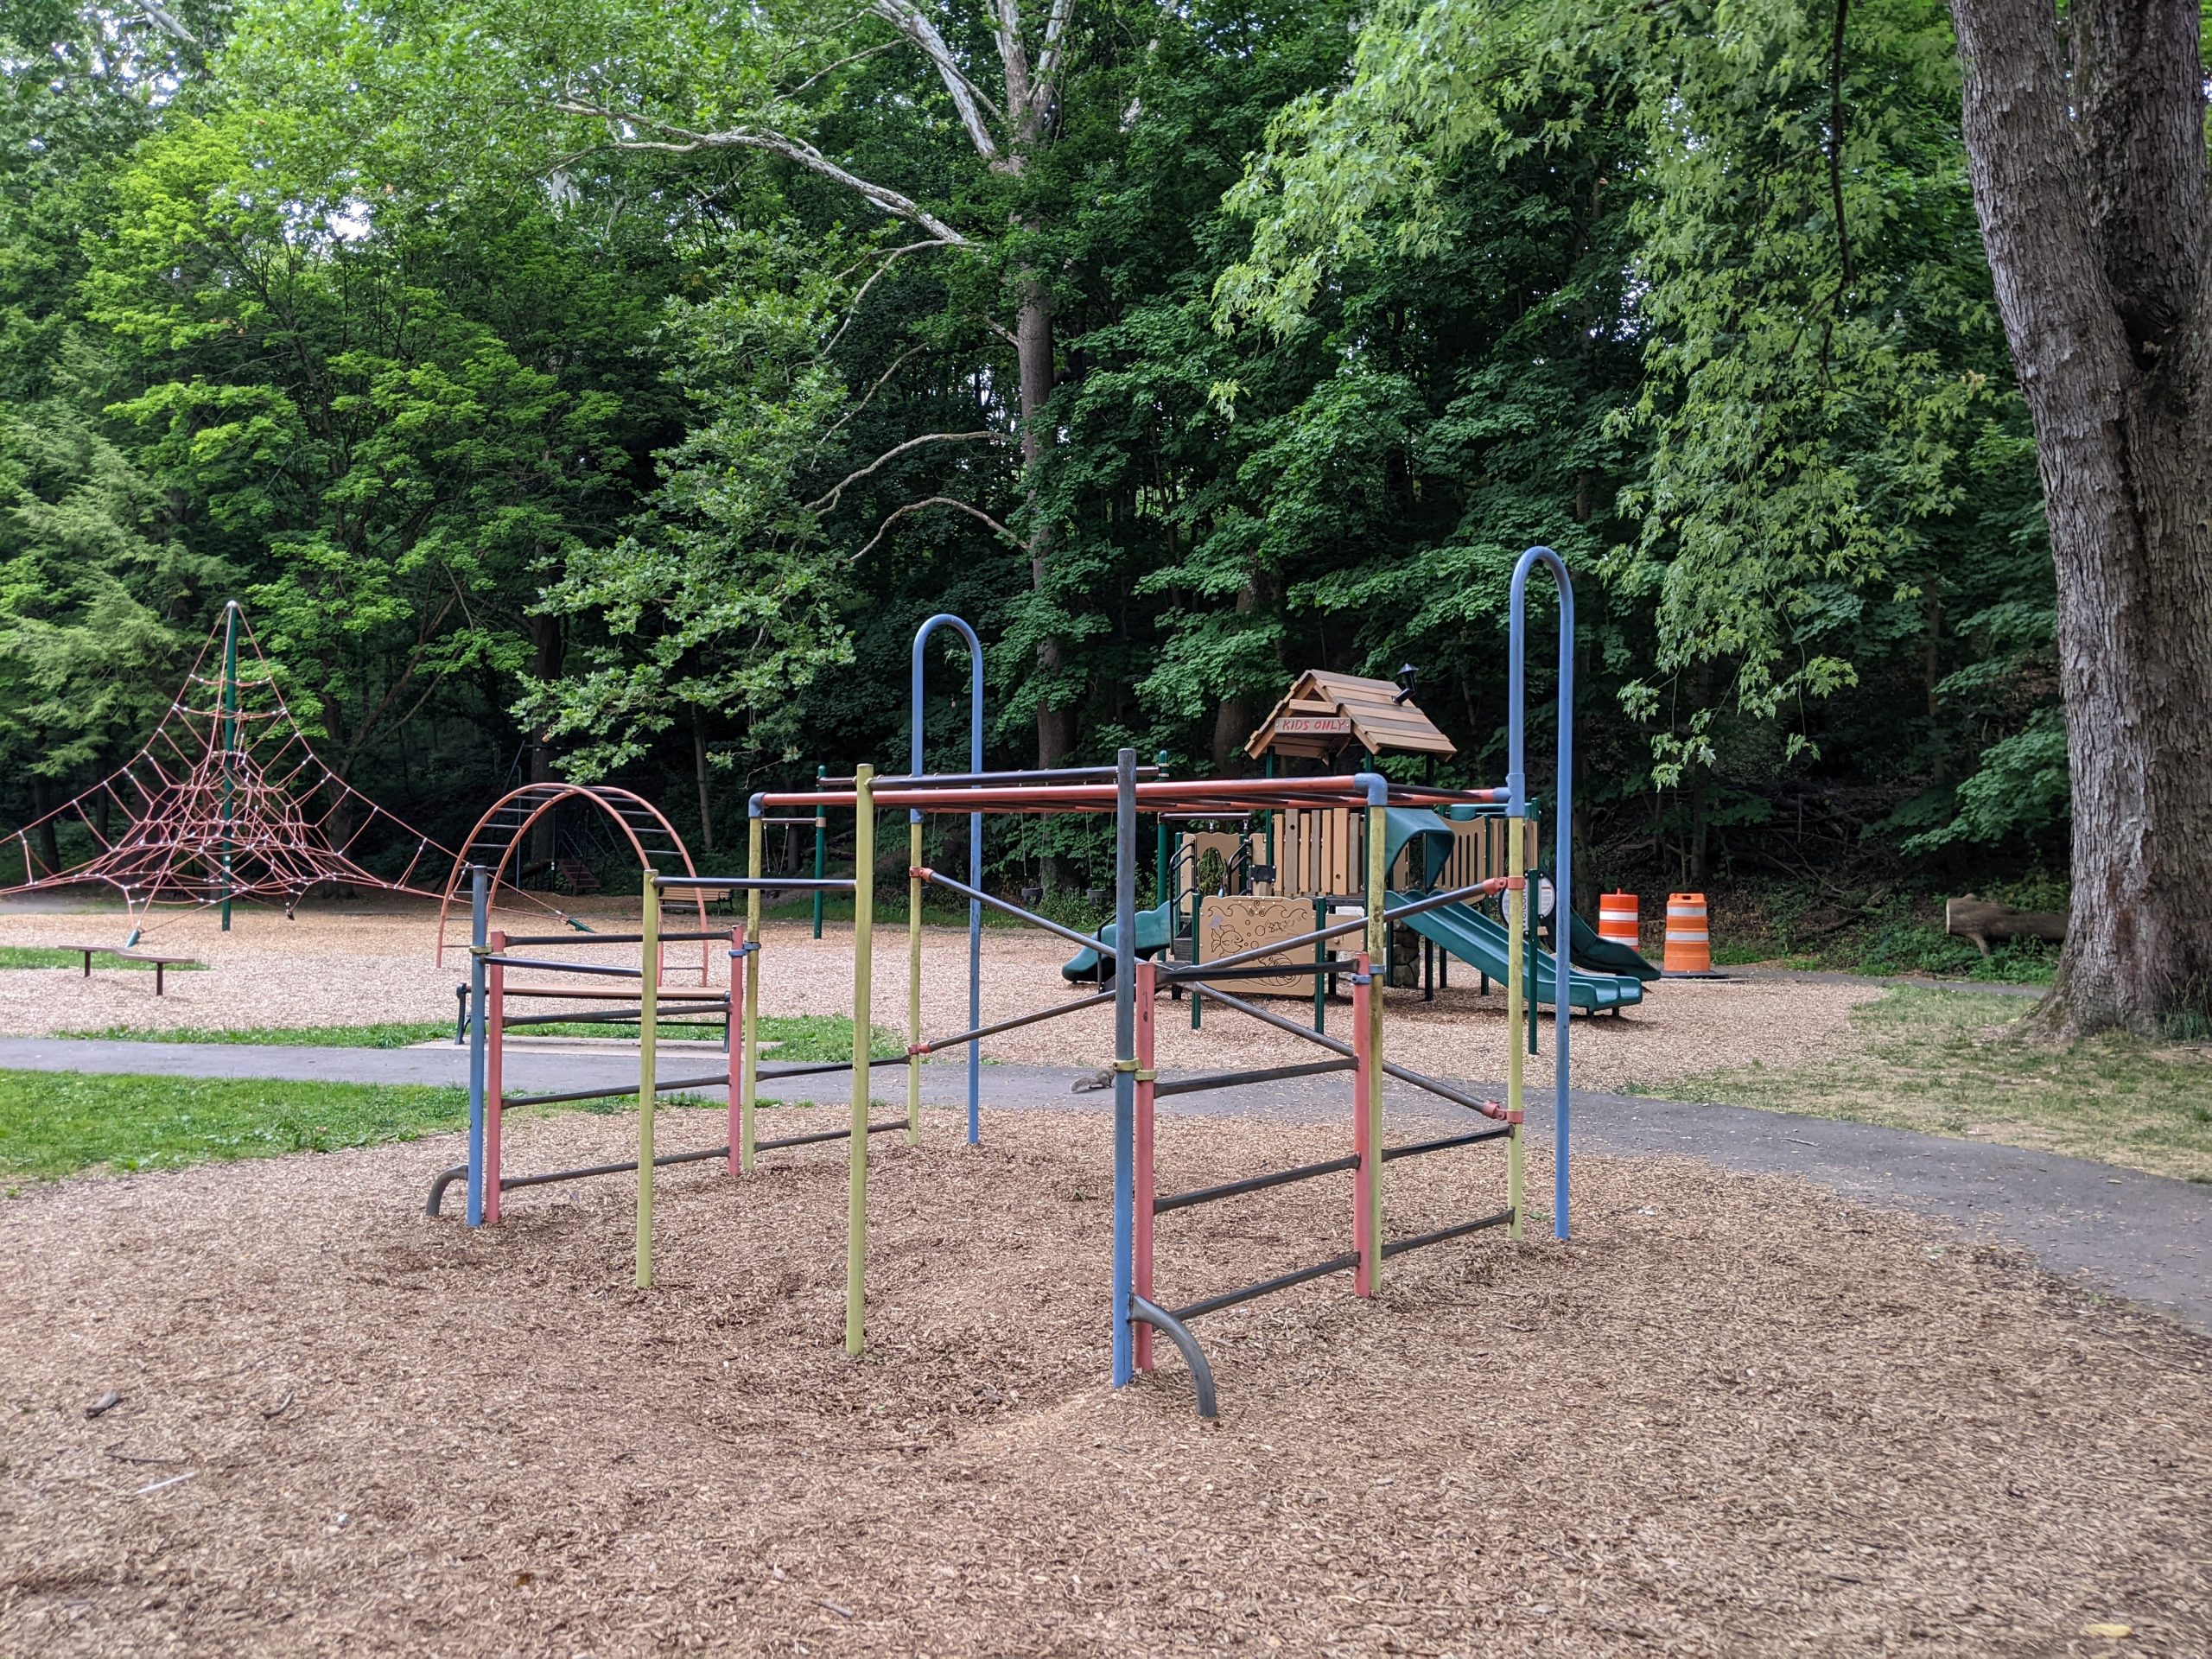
912,615,985,1142
1508,547,1573,1239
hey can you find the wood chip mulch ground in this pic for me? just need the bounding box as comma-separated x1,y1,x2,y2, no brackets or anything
3,1107,2207,1656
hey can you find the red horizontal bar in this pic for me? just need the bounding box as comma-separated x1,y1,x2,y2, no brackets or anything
756,777,1510,814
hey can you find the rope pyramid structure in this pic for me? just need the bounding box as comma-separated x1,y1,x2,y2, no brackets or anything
1,602,452,932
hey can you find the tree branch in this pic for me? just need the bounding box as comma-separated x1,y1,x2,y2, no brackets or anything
552,102,970,243
854,496,1027,561
825,240,962,353
805,431,1007,514
1034,0,1075,94
869,1,1003,161
817,344,930,448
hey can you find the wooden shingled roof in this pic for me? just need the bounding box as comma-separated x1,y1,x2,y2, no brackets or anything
1244,670,1458,761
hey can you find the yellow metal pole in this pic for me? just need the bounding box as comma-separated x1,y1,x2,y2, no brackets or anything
847,766,875,1357
1505,815,1526,1239
741,815,764,1172
1363,800,1386,1288
907,818,923,1144
637,871,661,1288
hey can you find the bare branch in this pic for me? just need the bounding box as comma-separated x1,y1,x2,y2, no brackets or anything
1035,0,1076,94
805,431,1007,515
869,1,1003,161
787,38,905,99
137,2,201,51
818,345,930,448
995,0,1032,128
983,317,1020,348
825,241,960,353
854,497,1027,561
552,102,969,243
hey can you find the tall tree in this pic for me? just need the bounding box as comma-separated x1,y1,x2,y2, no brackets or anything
1947,0,2212,1035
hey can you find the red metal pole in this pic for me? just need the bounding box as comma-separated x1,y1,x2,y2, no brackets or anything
1135,957,1157,1373
486,930,505,1225
728,924,744,1178
1352,952,1374,1297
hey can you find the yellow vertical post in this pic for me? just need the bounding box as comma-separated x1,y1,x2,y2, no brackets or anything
637,872,660,1288
846,766,875,1357
907,817,923,1144
741,816,764,1172
1363,799,1386,1288
1505,815,1526,1239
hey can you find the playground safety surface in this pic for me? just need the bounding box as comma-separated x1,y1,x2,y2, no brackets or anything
3,1108,2206,1655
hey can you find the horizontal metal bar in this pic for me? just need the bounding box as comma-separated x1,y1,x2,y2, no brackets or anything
502,1072,729,1109
915,868,1102,952
1166,1251,1363,1324
1377,1061,1509,1117
1380,1208,1516,1258
1157,956,1352,986
498,1142,732,1192
1154,1152,1359,1214
653,875,854,892
1379,1127,1513,1162
499,1008,724,1031
913,989,1114,1054
480,955,643,978
497,931,734,947
755,816,826,825
821,765,1163,788
757,1056,910,1081
753,1118,906,1153
1152,1058,1356,1099
1190,983,1355,1058
497,986,726,1001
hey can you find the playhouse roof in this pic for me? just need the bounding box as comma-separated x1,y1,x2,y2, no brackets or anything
1243,670,1457,762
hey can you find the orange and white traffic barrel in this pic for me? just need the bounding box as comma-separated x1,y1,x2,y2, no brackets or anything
1599,892,1640,948
1663,892,1717,976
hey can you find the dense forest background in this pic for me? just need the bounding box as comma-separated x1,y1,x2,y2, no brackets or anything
0,0,2068,954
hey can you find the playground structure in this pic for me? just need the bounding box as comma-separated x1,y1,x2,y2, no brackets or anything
438,550,1584,1418
1061,665,1656,1014
0,602,450,936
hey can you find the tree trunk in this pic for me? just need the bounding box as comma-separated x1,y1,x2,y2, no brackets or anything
1018,281,1074,773
29,778,60,876
527,613,560,866
1949,0,2212,1036
691,714,715,854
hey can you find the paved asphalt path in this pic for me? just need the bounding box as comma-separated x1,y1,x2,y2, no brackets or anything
3,1036,2204,1336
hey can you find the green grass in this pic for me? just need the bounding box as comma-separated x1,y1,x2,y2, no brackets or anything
0,946,206,972
0,1067,893,1185
0,1071,474,1182
55,1013,904,1060
1634,986,2212,1183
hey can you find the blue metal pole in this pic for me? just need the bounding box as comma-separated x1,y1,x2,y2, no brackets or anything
912,614,985,1143
1509,546,1575,1240
465,864,489,1227
1111,747,1137,1387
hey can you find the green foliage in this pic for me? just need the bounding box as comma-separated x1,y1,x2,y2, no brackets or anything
0,1069,471,1179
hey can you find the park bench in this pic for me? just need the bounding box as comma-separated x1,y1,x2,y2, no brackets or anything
50,944,204,996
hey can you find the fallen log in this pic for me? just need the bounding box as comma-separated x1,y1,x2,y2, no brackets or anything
1944,894,2067,957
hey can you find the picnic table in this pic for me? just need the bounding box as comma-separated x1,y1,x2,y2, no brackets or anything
51,944,204,996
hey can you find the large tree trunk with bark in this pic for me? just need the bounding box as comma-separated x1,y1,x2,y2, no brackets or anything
1949,0,2212,1036
1017,282,1074,773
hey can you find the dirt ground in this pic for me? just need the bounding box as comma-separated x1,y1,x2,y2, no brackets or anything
0,898,1880,1092
3,1106,2207,1656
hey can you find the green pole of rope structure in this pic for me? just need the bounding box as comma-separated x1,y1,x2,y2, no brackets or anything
219,601,238,931
812,765,828,938
846,765,874,1357
1363,793,1387,1290
636,870,660,1288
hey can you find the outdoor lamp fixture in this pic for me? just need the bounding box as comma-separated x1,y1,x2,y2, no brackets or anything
1393,664,1419,705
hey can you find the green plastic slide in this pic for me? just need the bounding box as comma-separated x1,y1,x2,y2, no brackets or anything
1388,893,1643,1011
1062,900,1179,982
1566,906,1661,982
